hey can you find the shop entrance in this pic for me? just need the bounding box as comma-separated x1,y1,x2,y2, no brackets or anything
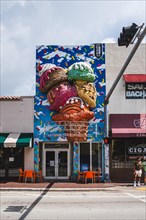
43,144,70,179
0,148,24,180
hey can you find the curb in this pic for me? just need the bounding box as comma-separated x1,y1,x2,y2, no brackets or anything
0,186,135,192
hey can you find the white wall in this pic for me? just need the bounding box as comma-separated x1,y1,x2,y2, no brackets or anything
24,148,34,170
105,43,146,114
0,96,34,132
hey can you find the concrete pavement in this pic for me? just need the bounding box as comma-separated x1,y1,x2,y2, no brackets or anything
0,181,146,191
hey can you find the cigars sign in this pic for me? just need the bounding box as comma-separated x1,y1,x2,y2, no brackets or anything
128,144,146,155
126,83,146,99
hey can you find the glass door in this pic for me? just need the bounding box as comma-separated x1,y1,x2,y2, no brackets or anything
45,151,55,178
44,149,69,179
58,151,68,177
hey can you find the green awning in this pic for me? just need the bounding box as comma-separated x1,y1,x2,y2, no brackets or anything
0,133,33,148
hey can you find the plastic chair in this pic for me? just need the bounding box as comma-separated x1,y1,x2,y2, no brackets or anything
77,171,85,183
18,168,25,182
85,171,94,183
24,170,34,183
93,169,101,183
34,170,43,182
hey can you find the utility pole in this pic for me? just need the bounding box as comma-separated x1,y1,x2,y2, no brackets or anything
104,23,146,182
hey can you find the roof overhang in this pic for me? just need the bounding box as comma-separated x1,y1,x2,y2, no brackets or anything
110,114,146,138
123,74,146,83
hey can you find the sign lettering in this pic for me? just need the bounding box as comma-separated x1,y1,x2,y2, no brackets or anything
126,83,146,99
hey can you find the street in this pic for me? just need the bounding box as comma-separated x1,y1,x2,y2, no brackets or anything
0,187,146,220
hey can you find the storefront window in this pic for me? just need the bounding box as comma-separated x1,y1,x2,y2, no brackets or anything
0,148,24,178
92,143,102,171
112,138,146,168
80,143,90,171
80,142,102,172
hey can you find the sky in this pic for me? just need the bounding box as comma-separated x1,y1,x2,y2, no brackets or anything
1,0,146,96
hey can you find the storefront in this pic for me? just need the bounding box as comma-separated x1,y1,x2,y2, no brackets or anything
110,114,146,182
0,133,33,180
34,44,106,181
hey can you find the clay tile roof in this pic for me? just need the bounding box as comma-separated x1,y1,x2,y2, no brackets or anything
0,96,21,100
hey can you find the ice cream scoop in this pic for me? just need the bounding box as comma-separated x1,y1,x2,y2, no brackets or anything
47,82,77,111
39,66,68,93
75,80,97,108
67,62,96,82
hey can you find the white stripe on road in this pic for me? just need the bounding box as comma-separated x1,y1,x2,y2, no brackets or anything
1,194,142,198
124,192,146,203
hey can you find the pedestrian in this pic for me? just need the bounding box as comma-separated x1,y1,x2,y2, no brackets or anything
142,156,146,185
133,157,142,187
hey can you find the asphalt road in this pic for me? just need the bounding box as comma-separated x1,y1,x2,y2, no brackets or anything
1,188,146,220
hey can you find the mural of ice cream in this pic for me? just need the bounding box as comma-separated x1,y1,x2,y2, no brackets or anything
38,61,97,142
34,44,106,172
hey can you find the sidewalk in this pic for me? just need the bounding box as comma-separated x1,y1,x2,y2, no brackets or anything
1,181,143,191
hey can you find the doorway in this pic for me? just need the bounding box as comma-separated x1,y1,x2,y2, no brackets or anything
43,144,70,179
0,148,24,180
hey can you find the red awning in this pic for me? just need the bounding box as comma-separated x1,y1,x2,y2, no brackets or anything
123,74,146,83
110,114,146,138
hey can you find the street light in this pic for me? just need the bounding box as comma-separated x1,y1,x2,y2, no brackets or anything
118,23,139,47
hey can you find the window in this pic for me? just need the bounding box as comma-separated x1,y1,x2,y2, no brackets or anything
112,138,146,168
79,142,102,171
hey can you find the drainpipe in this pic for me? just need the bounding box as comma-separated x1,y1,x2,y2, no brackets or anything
104,25,146,182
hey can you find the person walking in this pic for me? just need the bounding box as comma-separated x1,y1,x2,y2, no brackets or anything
133,157,142,187
142,156,146,185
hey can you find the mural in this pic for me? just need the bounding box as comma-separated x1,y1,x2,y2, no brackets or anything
34,44,106,170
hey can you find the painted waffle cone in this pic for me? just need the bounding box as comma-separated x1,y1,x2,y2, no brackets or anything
52,98,94,141
63,121,88,142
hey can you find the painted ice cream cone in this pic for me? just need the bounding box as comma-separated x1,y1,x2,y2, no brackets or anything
52,97,94,141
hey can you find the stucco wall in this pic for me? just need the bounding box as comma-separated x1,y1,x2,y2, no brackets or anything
24,148,34,170
105,43,146,114
0,96,34,132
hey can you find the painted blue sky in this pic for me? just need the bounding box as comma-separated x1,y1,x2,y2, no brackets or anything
1,0,146,96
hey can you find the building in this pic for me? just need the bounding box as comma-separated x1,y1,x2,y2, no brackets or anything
34,44,106,181
0,43,145,182
106,44,146,182
0,96,34,180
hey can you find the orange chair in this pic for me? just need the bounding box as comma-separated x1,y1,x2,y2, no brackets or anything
93,169,101,183
33,170,43,183
84,171,94,183
77,171,85,183
18,168,25,182
24,170,34,183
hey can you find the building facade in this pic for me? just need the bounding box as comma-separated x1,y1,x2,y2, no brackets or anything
0,96,34,180
34,44,106,181
106,44,146,182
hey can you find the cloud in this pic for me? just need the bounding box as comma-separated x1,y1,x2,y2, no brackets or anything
1,0,146,96
100,38,117,43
